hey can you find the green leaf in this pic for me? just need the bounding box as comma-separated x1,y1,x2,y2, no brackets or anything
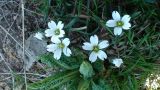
79,61,95,79
39,51,83,70
93,60,105,72
66,78,80,90
78,79,90,90
28,70,79,90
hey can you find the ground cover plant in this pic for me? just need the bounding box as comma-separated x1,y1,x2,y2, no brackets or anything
28,0,160,90
0,0,160,90
27,0,160,90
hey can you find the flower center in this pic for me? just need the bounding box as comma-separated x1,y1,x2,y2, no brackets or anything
116,21,124,27
93,45,99,53
54,29,60,35
58,43,65,49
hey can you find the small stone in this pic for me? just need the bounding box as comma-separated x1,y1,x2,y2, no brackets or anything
16,33,47,71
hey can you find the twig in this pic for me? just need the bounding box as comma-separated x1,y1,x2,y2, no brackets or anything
21,0,27,89
0,73,47,77
0,76,12,82
71,26,87,31
24,8,44,16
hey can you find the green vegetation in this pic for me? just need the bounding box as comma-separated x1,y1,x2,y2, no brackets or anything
28,0,160,90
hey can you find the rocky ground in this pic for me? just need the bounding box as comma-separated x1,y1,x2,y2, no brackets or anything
0,0,48,89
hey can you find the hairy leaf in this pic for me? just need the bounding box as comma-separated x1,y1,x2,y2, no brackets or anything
28,70,79,90
79,61,94,79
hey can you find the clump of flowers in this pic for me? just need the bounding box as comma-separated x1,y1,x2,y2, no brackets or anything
145,74,160,90
31,10,158,90
34,12,130,62
35,20,71,60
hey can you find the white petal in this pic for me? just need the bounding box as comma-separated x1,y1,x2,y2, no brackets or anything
63,47,72,56
106,20,116,27
58,30,65,38
51,36,61,43
54,49,62,60
34,32,43,40
57,21,64,30
122,22,131,30
112,58,123,68
114,27,122,35
99,40,109,49
45,29,54,37
47,44,57,52
48,21,56,29
121,15,131,23
62,38,70,46
82,42,93,50
60,29,65,35
90,35,98,45
112,11,121,21
89,52,98,63
97,50,107,60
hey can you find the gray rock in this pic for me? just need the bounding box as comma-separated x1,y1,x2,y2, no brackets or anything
16,33,47,71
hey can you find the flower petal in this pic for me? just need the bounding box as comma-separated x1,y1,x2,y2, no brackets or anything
47,44,57,52
97,50,107,60
45,29,54,37
106,20,116,27
51,36,61,43
122,22,131,30
99,40,109,49
90,35,98,45
63,47,72,56
89,52,98,63
58,30,65,38
34,32,43,40
121,15,131,23
48,21,56,29
114,27,122,35
112,11,121,21
54,49,62,60
62,38,70,46
112,58,123,68
57,21,64,30
60,29,65,35
82,42,93,50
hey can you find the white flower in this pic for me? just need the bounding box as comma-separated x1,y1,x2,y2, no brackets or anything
45,21,65,42
112,58,123,68
34,32,44,40
106,11,131,35
47,38,72,60
82,35,109,62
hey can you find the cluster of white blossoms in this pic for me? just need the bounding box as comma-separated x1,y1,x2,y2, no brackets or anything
34,21,71,60
145,74,160,90
34,11,131,67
